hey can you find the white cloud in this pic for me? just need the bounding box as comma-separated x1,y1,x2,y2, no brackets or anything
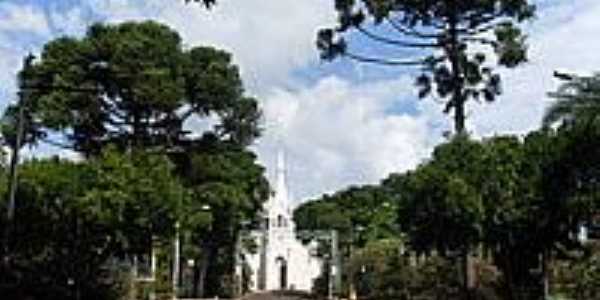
252,0,600,202
0,3,53,107
470,0,600,137
0,3,50,36
1,0,599,204
254,76,440,202
45,5,89,36
83,0,336,93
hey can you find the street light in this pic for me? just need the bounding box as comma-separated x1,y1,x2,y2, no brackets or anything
348,225,365,300
578,223,589,244
173,203,211,300
296,229,340,300
234,219,254,297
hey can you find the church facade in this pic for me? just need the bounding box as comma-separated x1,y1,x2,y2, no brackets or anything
242,151,322,292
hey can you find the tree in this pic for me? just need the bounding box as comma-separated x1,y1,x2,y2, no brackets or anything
397,163,482,256
295,184,398,249
388,135,551,299
347,239,461,300
0,151,185,300
185,0,217,8
1,21,268,299
172,135,269,298
85,148,187,254
543,73,600,128
2,21,260,156
317,0,534,134
294,184,398,298
551,241,600,299
391,137,485,298
391,131,597,299
476,136,547,299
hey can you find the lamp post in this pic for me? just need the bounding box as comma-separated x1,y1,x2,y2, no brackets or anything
297,229,339,300
329,230,340,300
234,220,253,297
173,221,181,300
348,225,365,300
173,204,211,299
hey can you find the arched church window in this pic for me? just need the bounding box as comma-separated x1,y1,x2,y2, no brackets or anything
277,215,285,227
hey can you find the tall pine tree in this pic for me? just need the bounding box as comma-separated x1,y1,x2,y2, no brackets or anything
318,0,535,134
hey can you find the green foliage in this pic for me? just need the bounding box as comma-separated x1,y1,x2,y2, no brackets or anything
85,148,186,251
171,135,269,297
347,239,461,300
294,74,600,298
544,73,600,128
3,21,261,155
318,0,535,133
551,242,600,299
1,21,268,300
1,152,183,300
398,163,482,255
295,185,398,249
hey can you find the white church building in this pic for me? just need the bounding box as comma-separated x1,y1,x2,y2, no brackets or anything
242,150,322,291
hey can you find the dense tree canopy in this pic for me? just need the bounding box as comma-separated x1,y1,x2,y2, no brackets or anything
318,0,535,133
1,21,269,300
1,150,185,300
295,185,398,249
299,122,600,299
171,134,269,297
2,21,260,155
544,73,600,128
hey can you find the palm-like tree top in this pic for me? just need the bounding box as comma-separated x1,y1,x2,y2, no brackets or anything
543,73,600,128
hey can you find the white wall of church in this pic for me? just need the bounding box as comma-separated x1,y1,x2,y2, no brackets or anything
245,225,321,292
242,149,322,292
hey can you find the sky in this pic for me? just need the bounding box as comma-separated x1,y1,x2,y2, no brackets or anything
0,0,599,204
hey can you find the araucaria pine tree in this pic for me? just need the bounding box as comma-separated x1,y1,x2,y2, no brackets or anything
318,0,535,134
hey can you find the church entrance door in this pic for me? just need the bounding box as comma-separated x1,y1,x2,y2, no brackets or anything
276,257,287,290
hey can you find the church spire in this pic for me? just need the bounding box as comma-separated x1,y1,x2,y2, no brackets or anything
274,148,288,211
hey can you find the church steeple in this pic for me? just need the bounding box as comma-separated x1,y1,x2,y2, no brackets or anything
274,149,288,210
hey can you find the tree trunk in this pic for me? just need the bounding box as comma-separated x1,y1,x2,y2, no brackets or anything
501,249,518,300
454,96,466,135
447,0,466,135
542,250,549,300
195,245,216,298
192,262,201,298
460,249,474,300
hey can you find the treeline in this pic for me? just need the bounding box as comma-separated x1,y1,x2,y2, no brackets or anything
295,75,600,300
0,21,268,300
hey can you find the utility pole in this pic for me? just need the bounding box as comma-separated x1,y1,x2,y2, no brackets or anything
3,54,34,260
297,229,339,299
331,230,341,298
6,99,24,224
4,54,100,242
173,222,180,300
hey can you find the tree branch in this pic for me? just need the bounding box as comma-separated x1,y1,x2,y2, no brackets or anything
457,13,509,35
178,107,198,121
343,52,427,66
22,84,99,93
386,18,442,39
356,26,440,48
41,137,74,150
462,37,497,47
456,23,498,36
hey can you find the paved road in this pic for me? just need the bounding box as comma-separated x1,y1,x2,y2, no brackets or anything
241,291,316,300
